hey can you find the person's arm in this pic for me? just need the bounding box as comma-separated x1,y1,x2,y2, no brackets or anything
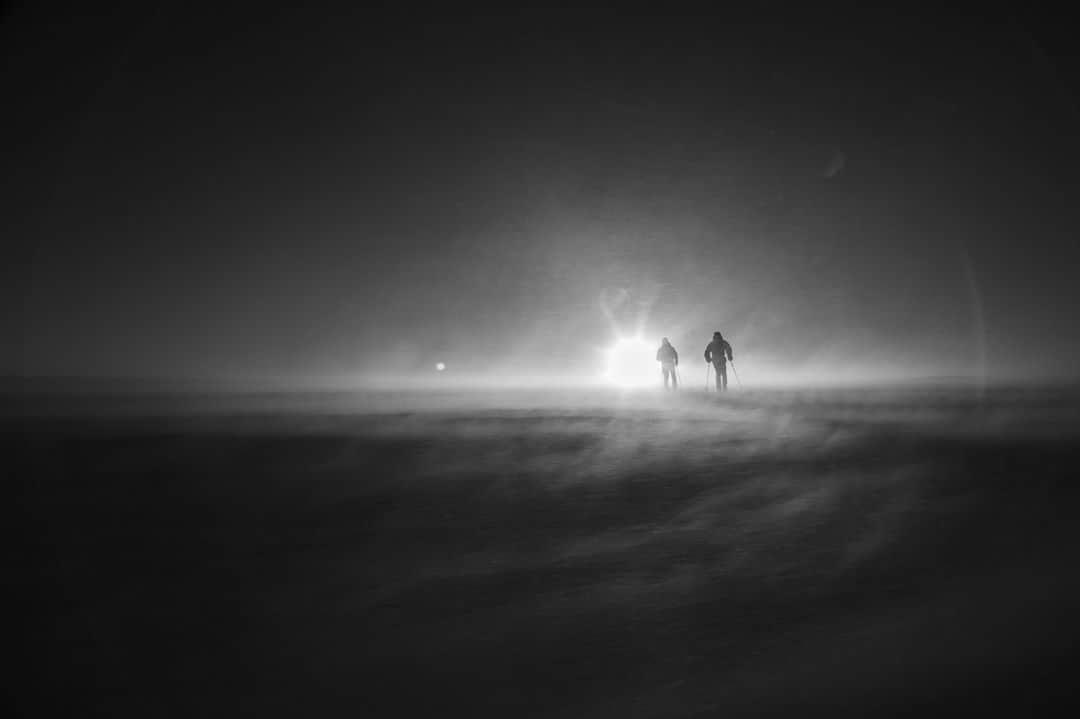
726,342,733,361
673,348,679,365
656,348,662,362
704,345,712,362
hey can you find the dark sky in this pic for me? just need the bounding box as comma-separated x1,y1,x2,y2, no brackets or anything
5,5,1080,386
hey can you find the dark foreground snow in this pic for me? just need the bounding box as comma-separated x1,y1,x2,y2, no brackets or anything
11,388,1080,716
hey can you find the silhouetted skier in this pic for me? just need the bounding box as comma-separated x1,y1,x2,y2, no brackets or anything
656,337,679,390
704,331,734,391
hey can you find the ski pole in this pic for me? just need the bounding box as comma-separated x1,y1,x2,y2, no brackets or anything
729,360,743,388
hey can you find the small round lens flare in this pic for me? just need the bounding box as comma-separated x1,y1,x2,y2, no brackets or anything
603,336,658,388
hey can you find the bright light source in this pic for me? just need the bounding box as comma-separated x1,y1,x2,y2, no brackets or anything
603,335,659,388
435,362,446,371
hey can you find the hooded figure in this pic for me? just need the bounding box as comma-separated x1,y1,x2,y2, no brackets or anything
704,331,734,391
656,337,679,390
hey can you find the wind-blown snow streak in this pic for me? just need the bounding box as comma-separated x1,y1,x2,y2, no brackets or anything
11,386,1080,716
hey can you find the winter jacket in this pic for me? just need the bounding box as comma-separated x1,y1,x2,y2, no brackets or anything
656,343,679,366
704,340,733,364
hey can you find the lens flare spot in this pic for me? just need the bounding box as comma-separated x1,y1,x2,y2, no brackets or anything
435,362,446,372
604,336,658,388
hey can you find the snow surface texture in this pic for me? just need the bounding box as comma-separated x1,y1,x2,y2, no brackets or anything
12,388,1080,716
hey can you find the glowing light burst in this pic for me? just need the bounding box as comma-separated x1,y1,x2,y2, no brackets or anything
603,335,660,388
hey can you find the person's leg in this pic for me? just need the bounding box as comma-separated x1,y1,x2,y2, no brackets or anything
713,363,722,390
663,367,671,389
720,364,728,391
672,367,678,389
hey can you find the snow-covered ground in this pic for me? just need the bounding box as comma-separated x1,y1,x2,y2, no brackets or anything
11,387,1080,716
